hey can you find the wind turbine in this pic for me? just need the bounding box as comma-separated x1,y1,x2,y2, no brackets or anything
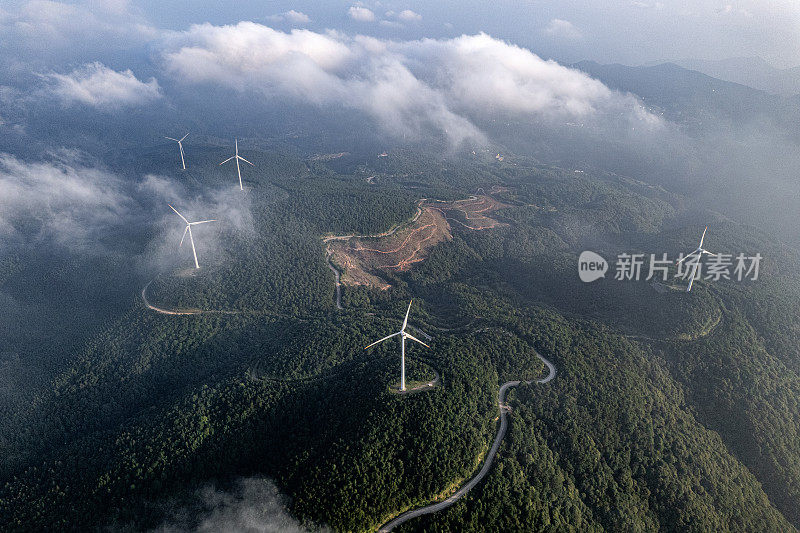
165,133,189,170
168,204,216,269
676,226,718,292
365,300,428,391
219,138,253,191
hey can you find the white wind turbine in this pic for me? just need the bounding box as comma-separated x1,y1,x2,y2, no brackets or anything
219,138,253,191
168,204,216,269
676,226,718,292
165,133,189,170
365,300,429,391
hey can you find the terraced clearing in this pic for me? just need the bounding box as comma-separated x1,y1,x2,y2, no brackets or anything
326,195,507,290
430,194,509,230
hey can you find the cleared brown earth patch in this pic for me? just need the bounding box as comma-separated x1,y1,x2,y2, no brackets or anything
326,195,506,289
430,195,509,230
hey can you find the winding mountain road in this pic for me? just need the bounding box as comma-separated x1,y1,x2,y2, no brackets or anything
378,351,557,532
322,205,424,243
141,280,202,315
326,252,344,310
141,279,247,316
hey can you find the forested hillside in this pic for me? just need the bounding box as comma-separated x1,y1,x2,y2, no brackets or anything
2,146,800,532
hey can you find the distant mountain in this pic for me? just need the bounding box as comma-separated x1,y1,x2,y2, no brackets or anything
671,57,800,96
572,60,800,135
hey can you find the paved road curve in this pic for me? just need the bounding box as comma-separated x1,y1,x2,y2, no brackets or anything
141,279,240,316
378,352,556,532
141,280,202,315
325,252,344,310
322,206,424,243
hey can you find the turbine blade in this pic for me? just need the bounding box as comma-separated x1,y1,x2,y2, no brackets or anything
404,333,429,348
702,250,718,257
168,204,188,224
179,225,189,247
687,263,699,292
235,138,238,155
180,133,189,142
190,220,217,225
402,300,412,330
188,226,199,269
165,136,179,142
219,156,235,165
238,156,255,166
699,226,707,248
365,331,401,349
676,253,693,265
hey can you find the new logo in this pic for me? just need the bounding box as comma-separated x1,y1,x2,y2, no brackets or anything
578,251,608,282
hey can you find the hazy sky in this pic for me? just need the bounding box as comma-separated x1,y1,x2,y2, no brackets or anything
2,0,800,70
66,1,800,67
0,0,664,147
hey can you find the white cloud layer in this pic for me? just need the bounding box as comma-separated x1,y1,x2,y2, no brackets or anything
397,10,422,22
348,6,376,22
0,1,157,64
268,10,311,24
162,25,660,144
47,62,162,109
285,10,311,24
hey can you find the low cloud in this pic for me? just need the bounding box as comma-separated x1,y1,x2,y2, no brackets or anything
47,62,162,109
0,151,132,251
162,25,660,144
348,6,376,22
138,174,184,205
544,18,582,40
153,477,322,533
137,171,257,273
0,146,260,274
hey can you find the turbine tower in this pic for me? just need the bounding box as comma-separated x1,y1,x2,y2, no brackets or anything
168,204,216,269
165,133,189,170
676,226,718,292
365,300,428,391
219,138,254,191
